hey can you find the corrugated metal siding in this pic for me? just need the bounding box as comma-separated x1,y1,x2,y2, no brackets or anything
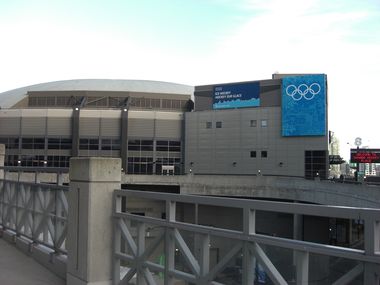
21,117,46,136
0,118,20,135
79,118,100,136
47,117,72,136
100,118,120,137
128,118,154,137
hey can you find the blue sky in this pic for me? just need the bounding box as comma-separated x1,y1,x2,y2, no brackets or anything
0,0,379,158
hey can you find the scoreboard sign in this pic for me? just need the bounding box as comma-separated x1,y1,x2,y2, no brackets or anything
350,149,380,163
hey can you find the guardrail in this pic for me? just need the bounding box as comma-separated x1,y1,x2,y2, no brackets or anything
0,179,68,253
0,178,69,278
113,190,380,285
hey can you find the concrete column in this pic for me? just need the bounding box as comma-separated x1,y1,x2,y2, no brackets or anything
0,144,5,179
67,157,121,285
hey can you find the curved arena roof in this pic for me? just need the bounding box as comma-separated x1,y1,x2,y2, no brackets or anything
0,79,194,108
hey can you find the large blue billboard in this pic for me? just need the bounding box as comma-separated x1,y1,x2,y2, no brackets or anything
282,74,326,136
213,82,260,109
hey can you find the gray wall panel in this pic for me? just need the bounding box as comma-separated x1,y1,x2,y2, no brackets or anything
22,117,46,136
128,118,154,138
155,119,181,139
0,118,20,135
100,118,120,137
47,117,72,136
79,118,100,136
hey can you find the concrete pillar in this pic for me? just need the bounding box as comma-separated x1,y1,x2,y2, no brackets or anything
67,157,121,285
0,144,4,179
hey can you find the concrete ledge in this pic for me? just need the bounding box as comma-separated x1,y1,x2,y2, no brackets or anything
67,273,112,285
1,230,67,279
70,157,121,182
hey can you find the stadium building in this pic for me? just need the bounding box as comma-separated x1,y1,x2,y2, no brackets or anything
0,79,193,175
0,74,329,179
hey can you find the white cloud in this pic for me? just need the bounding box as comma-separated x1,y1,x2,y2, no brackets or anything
198,0,380,158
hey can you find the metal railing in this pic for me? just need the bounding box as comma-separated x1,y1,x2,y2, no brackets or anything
0,178,69,254
113,190,380,285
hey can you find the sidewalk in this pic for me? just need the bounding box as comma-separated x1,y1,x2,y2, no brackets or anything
0,238,65,285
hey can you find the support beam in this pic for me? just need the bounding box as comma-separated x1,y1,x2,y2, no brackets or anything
199,233,210,282
67,157,121,285
137,222,146,285
120,108,129,173
295,250,309,285
164,229,175,285
71,108,80,157
251,243,287,285
242,242,255,285
0,144,4,179
332,263,363,285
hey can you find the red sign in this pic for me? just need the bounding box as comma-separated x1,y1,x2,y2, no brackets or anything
350,149,380,163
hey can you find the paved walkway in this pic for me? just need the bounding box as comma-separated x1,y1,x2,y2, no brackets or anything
0,238,65,285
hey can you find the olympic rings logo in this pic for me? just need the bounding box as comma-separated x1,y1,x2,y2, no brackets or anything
285,83,321,101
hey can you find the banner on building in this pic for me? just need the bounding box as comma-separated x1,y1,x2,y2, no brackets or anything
213,82,260,109
282,74,327,136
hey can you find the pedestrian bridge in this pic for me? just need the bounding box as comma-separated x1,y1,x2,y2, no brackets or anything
1,157,380,285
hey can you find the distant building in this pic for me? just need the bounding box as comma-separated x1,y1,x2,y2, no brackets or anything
364,163,377,176
185,74,329,179
328,131,342,178
0,74,329,179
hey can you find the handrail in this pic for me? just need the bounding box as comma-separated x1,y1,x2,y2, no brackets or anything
113,189,380,285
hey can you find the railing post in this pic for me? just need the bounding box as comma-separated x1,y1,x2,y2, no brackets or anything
164,200,176,285
364,217,380,284
67,157,121,285
243,208,255,285
0,144,5,179
0,144,4,229
295,250,309,285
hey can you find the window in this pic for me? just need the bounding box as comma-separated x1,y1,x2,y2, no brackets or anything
21,138,45,149
261,120,268,127
5,155,19,166
127,157,153,174
250,120,257,127
101,139,120,151
21,155,45,167
156,140,181,152
47,156,70,168
250,151,256,158
79,138,99,150
128,140,153,151
206,122,212,129
155,157,181,175
216,121,222,128
48,138,72,150
261,151,267,158
169,141,181,152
